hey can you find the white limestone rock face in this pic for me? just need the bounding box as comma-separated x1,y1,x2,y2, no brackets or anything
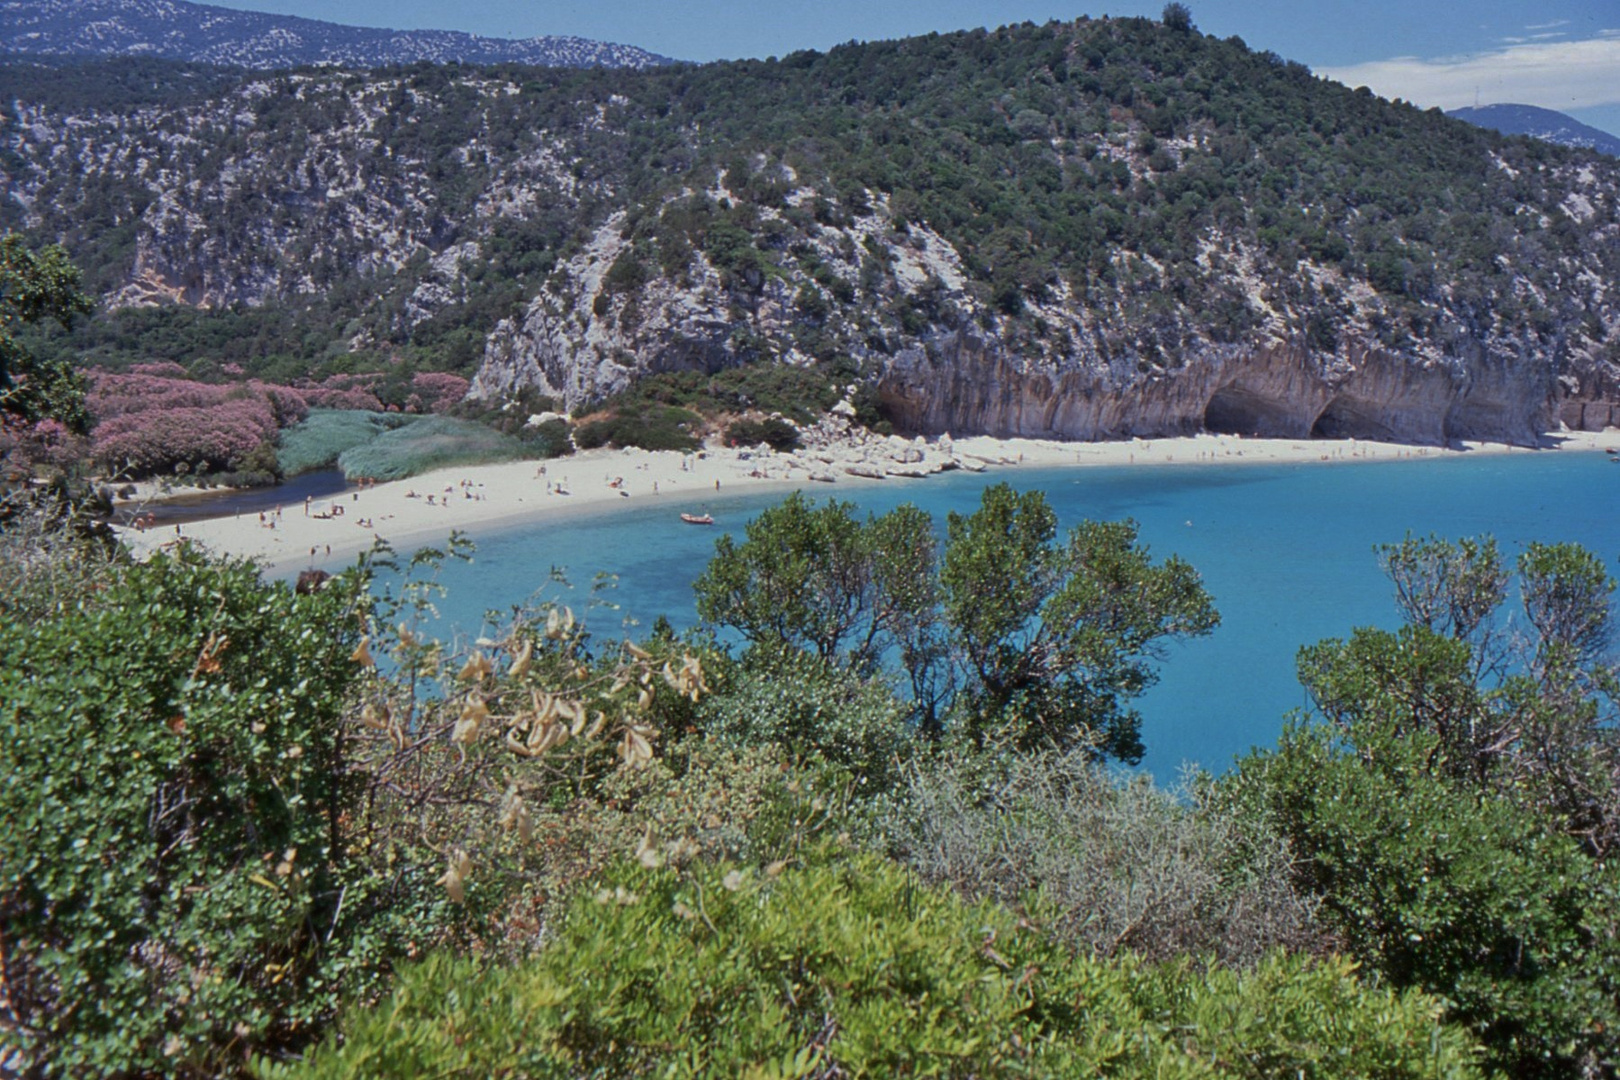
876,334,1555,446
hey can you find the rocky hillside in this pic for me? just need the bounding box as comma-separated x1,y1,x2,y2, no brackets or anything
1,0,669,70
5,16,1620,444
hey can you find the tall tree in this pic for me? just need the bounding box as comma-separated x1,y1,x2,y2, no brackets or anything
0,233,93,432
941,483,1218,759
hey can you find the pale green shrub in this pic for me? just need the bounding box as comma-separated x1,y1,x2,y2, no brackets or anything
271,853,1482,1079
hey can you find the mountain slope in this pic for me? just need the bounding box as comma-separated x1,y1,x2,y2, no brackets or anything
1448,104,1620,158
1,0,669,69
4,17,1619,444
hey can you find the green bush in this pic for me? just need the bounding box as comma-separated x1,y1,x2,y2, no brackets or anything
724,415,800,451
571,405,702,452
694,662,912,798
586,364,840,427
1230,535,1620,1077
335,415,535,480
0,545,379,1076
522,417,574,458
1238,720,1620,1079
276,853,1484,1078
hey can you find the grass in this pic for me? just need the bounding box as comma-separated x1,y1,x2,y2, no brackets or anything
335,416,537,481
276,409,415,476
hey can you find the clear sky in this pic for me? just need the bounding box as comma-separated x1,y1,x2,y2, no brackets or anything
202,0,1620,137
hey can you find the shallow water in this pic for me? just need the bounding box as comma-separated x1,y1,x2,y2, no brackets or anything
116,469,354,526
385,450,1620,781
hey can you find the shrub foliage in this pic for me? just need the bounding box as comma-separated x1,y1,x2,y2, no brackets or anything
275,853,1482,1079
0,545,371,1075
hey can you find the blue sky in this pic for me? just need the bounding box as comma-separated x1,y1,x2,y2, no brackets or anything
206,0,1620,136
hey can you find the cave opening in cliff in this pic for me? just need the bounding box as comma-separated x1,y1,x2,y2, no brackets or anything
1203,386,1305,438
1312,396,1401,441
1311,397,1360,439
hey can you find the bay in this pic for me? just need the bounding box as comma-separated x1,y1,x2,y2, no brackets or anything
402,450,1620,782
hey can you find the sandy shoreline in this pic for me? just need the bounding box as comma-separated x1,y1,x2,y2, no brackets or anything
113,429,1619,577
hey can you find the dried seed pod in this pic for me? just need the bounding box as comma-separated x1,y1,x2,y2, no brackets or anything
585,711,607,740
360,702,390,730
544,606,576,640
498,787,533,843
497,785,521,829
350,636,374,668
508,638,533,679
620,726,654,768
437,849,470,903
458,651,493,683
555,697,585,734
634,825,662,869
453,694,490,744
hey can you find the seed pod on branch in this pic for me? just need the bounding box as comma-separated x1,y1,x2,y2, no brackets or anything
436,849,471,903
458,651,493,683
453,694,490,744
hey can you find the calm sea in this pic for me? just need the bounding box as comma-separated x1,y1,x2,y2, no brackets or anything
392,449,1620,781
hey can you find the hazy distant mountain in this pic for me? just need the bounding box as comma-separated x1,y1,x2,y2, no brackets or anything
1447,104,1620,157
0,0,671,70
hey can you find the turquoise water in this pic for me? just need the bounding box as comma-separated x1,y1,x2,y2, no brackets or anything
402,450,1620,781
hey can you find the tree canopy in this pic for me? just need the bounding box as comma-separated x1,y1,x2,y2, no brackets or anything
0,232,93,431
695,483,1218,761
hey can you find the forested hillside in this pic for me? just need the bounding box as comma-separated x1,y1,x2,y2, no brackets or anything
2,0,670,69
5,14,1619,441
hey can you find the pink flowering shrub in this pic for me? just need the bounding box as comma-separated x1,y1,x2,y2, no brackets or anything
410,372,470,413
302,386,385,411
87,371,297,477
128,362,189,379
0,416,86,472
299,373,385,411
250,381,310,428
82,364,470,477
93,399,279,476
87,372,238,420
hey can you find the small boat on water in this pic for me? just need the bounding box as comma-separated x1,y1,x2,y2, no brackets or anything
680,512,715,525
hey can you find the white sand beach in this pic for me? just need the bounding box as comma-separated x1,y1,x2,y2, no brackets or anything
113,428,1620,576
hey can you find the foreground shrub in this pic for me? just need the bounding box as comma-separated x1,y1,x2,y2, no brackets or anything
893,747,1322,965
0,545,386,1076
334,415,533,479
0,495,121,619
1232,535,1620,1078
276,853,1483,1079
1239,719,1620,1079
694,660,913,798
